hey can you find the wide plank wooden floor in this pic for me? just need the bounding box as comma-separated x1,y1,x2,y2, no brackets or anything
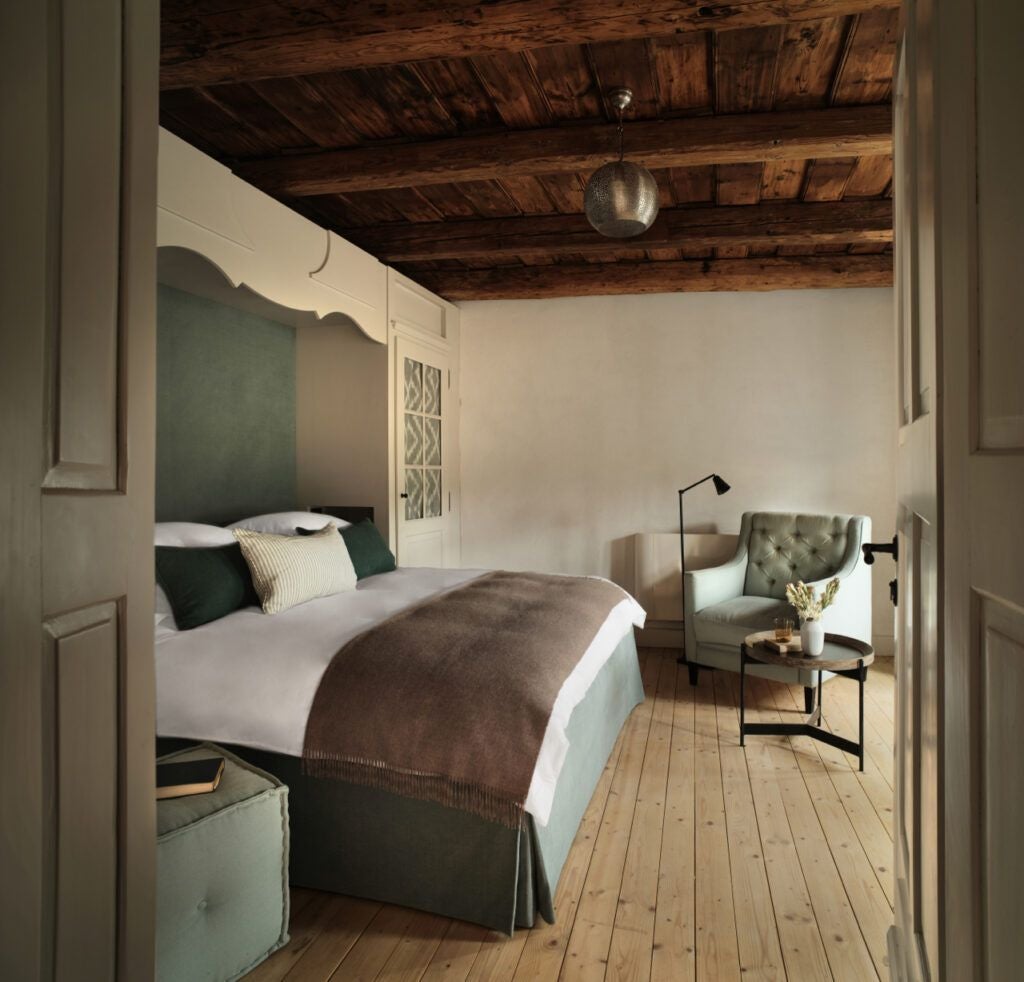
245,648,894,982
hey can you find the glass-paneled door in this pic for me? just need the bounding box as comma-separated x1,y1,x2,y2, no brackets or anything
396,336,448,566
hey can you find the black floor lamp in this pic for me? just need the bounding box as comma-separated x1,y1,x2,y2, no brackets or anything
676,473,731,667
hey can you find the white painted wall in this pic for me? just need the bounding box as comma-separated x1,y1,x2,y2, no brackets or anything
296,322,390,533
459,287,897,649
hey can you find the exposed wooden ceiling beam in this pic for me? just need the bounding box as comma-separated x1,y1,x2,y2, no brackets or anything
345,199,893,262
410,254,893,300
161,0,901,90
238,105,892,196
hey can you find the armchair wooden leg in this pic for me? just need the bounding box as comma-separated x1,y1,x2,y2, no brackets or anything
688,662,700,687
804,686,815,714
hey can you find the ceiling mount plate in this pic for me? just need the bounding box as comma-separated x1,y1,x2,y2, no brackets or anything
607,87,634,113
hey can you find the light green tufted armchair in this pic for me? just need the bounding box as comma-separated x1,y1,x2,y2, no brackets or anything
684,512,872,706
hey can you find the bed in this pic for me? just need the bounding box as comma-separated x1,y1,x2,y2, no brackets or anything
155,559,645,934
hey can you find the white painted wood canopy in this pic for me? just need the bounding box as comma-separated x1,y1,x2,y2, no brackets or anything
157,128,387,344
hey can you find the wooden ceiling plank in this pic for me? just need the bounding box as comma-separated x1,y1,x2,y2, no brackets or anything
411,59,507,132
339,198,892,261
356,65,460,139
830,8,900,104
843,153,893,197
468,51,553,129
773,16,848,109
191,83,316,157
452,180,523,218
760,159,809,199
161,0,904,90
412,253,893,300
306,192,407,227
368,187,448,223
717,164,765,205
301,71,405,142
249,76,363,148
668,166,715,205
415,183,481,219
498,176,561,215
714,26,783,113
588,39,660,119
801,155,859,200
535,174,587,214
160,87,272,159
236,104,893,195
524,44,603,120
651,32,712,115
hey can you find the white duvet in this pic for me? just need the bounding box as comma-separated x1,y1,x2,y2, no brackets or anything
155,566,645,826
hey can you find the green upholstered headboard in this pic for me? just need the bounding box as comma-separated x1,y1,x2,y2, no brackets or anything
156,284,297,524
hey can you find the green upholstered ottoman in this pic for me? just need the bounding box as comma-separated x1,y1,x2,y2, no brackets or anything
156,744,290,982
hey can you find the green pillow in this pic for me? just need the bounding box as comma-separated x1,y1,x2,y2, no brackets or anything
155,543,260,630
296,520,397,580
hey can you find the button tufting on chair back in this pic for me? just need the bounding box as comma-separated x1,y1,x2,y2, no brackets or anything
744,513,850,599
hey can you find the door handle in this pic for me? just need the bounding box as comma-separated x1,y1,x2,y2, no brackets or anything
400,493,408,499
863,535,898,565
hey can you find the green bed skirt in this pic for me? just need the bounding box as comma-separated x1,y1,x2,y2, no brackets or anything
159,630,643,935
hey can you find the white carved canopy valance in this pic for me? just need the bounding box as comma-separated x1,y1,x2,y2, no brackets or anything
157,128,387,344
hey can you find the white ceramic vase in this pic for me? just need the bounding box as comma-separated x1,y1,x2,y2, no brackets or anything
800,619,825,656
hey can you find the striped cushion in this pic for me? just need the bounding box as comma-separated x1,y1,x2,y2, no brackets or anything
234,525,356,614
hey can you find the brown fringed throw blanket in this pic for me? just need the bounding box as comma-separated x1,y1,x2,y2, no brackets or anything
302,570,627,828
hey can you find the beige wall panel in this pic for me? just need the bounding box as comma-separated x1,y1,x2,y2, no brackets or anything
296,323,390,532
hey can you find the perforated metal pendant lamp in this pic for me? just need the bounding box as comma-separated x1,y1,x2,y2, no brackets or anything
584,161,660,238
584,87,659,238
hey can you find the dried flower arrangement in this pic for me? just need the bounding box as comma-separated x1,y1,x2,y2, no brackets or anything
785,578,840,622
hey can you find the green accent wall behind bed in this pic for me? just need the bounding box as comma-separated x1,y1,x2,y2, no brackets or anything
156,284,297,524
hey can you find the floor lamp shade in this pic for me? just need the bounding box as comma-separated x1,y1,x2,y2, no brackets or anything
677,474,731,664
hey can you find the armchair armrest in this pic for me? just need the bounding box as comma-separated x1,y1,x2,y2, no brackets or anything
684,541,748,661
685,551,747,617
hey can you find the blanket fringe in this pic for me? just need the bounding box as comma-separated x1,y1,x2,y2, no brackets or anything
302,753,525,830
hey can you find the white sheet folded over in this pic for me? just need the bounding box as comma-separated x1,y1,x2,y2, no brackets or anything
155,567,645,825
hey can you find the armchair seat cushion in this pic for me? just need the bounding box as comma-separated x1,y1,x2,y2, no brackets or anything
693,596,793,650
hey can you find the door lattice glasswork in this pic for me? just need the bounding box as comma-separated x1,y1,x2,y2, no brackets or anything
404,357,442,520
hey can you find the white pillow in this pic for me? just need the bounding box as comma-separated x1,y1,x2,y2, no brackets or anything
227,511,348,536
155,585,176,632
234,525,356,614
155,522,236,547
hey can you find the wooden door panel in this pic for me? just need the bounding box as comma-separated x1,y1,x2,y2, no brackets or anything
979,598,1024,981
45,603,121,982
45,0,124,491
975,0,1024,451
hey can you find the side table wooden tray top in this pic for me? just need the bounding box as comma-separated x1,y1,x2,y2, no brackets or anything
740,630,875,771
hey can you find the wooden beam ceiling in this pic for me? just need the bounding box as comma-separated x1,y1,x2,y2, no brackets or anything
345,199,893,262
161,0,901,90
238,105,892,196
409,254,893,300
